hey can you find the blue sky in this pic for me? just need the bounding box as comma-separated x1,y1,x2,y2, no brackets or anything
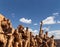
0,0,60,39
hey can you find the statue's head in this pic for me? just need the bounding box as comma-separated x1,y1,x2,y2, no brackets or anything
45,31,48,35
14,29,18,34
41,21,43,24
51,35,54,38
7,19,9,22
26,27,28,31
18,25,24,30
3,17,6,21
44,34,46,38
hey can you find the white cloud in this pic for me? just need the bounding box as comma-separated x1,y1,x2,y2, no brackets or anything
48,30,60,39
42,26,50,31
34,23,38,25
57,21,60,23
29,28,39,36
42,16,56,24
33,30,39,35
53,12,59,16
42,12,60,25
24,28,38,36
19,18,32,24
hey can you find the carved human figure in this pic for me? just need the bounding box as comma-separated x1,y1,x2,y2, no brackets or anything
5,20,14,47
0,34,7,47
1,18,8,32
36,35,42,47
13,29,23,47
24,27,30,47
45,31,49,39
49,35,56,47
39,21,43,37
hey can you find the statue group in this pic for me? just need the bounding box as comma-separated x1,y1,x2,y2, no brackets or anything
0,14,57,47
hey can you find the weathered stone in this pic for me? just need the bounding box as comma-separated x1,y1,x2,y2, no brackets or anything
0,14,57,47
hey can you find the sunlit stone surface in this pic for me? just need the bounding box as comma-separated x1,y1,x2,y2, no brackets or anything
0,14,58,47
